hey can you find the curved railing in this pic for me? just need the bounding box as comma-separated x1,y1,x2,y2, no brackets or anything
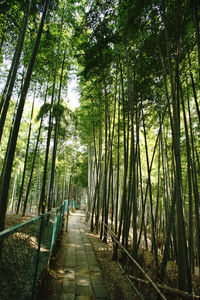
0,202,67,300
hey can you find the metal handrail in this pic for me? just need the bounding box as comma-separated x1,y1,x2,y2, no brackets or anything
102,222,167,300
0,209,56,240
0,204,66,300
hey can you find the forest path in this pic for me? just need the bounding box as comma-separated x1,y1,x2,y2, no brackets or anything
58,210,109,300
36,209,138,300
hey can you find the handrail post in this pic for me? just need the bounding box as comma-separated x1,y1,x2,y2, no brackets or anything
61,203,65,231
50,208,58,252
66,200,69,232
32,214,44,299
57,207,61,233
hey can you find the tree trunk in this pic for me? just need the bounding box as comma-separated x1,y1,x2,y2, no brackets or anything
187,82,200,276
48,48,66,211
161,0,190,290
16,93,35,214
0,0,50,232
187,51,200,124
192,0,200,69
141,105,158,267
90,97,99,232
47,12,65,211
117,57,128,246
100,80,108,243
0,0,32,142
22,84,48,216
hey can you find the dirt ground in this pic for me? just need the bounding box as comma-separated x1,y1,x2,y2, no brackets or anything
83,228,137,299
4,212,37,229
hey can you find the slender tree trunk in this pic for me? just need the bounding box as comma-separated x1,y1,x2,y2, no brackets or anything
161,0,190,290
90,97,99,232
100,81,108,243
48,48,66,211
160,125,169,236
0,0,32,141
0,98,19,183
0,0,50,232
39,18,63,214
155,131,161,232
180,84,194,275
141,105,158,267
187,82,200,275
95,97,103,233
115,83,120,236
192,0,200,69
22,84,48,216
16,93,35,214
10,174,18,212
174,14,191,292
67,158,72,209
137,141,148,251
113,82,121,259
0,34,4,55
117,57,128,246
62,158,67,203
88,143,92,213
137,109,165,251
47,12,65,211
110,74,117,229
195,148,200,176
38,105,53,214
104,72,117,237
187,51,200,124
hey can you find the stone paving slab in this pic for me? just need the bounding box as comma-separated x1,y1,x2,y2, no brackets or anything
61,293,75,300
75,284,93,295
88,265,101,272
92,284,108,298
87,256,98,265
60,210,109,300
63,280,76,293
76,296,94,300
64,268,76,280
91,275,104,286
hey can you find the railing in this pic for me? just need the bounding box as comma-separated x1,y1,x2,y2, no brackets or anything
64,199,80,210
0,201,68,300
102,222,167,300
102,222,200,299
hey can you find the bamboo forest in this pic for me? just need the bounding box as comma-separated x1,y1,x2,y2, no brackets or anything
0,0,200,299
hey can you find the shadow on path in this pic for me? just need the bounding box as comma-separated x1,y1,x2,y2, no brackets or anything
36,210,109,300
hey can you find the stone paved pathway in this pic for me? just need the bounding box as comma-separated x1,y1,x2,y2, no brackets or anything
60,210,109,300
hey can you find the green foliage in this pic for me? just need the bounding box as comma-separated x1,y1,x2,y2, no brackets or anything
73,151,88,188
1,2,200,287
36,103,51,121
